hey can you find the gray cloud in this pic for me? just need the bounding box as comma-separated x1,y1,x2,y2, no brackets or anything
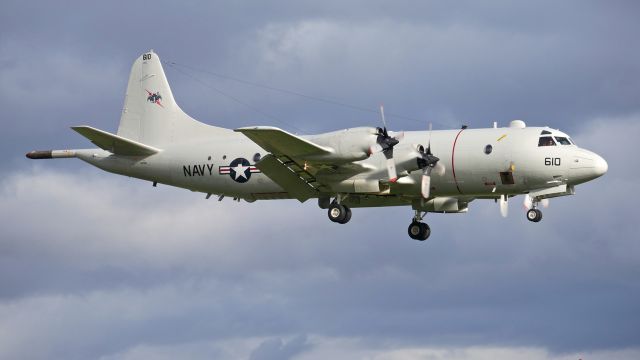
1,115,638,359
249,335,311,360
3,0,640,166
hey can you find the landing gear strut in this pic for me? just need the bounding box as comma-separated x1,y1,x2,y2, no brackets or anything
408,210,430,241
327,197,351,224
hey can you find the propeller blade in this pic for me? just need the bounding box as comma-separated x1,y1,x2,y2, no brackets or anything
376,104,401,182
433,162,446,176
421,169,431,198
523,194,533,210
389,130,405,141
541,198,550,208
500,195,509,218
386,156,397,182
379,105,388,132
368,143,383,156
523,195,549,209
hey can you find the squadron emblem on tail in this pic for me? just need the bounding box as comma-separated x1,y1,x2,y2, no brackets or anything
146,89,163,107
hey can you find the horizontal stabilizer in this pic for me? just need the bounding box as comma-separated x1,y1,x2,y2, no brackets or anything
72,126,160,156
235,126,331,158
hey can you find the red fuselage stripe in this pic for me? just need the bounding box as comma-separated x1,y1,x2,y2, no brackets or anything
451,128,465,194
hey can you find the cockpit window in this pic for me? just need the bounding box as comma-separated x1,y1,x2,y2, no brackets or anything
540,130,552,135
555,136,571,145
538,136,556,146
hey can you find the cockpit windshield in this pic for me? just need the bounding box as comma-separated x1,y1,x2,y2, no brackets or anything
538,136,556,146
554,136,572,145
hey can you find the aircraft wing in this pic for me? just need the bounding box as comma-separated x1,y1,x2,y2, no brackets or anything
72,126,161,156
234,126,332,159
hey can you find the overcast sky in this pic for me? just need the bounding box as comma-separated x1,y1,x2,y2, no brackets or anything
1,1,639,359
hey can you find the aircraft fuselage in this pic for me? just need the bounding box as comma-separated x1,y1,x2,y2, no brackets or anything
74,123,606,206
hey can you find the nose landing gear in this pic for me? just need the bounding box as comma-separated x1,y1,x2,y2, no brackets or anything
526,208,543,222
408,210,430,241
523,194,546,223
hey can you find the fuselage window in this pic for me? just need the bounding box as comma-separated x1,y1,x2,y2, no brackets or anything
484,144,493,154
538,136,556,146
555,136,571,145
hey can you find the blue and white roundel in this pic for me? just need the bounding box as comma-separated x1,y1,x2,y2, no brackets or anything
219,158,260,183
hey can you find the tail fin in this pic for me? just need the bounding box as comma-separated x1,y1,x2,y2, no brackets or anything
116,50,227,146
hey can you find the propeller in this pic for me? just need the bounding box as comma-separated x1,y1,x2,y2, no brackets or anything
372,105,402,182
416,123,441,198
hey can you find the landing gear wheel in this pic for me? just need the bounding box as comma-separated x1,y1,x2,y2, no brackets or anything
339,206,352,224
408,222,422,239
408,221,430,241
419,223,431,240
328,203,351,224
526,208,543,222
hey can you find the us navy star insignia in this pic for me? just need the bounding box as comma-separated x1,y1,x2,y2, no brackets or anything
219,158,260,183
232,163,249,180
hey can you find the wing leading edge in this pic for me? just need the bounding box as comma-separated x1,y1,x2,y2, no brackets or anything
234,126,332,159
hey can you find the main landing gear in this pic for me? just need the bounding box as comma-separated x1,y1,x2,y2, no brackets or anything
408,210,430,241
327,201,352,224
324,195,431,241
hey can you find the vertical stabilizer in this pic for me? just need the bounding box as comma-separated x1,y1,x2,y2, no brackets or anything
117,50,227,146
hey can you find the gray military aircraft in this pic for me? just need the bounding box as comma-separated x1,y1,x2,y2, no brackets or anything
27,51,608,240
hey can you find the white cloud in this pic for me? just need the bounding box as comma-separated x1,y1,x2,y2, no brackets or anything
1,113,639,358
100,335,640,360
293,337,640,360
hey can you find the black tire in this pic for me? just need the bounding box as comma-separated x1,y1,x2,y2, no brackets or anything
338,206,352,224
328,203,347,223
419,223,431,241
534,209,543,222
318,196,331,209
526,209,543,222
408,221,423,240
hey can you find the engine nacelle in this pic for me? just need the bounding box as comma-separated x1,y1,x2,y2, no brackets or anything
392,144,426,174
305,127,380,163
392,144,446,178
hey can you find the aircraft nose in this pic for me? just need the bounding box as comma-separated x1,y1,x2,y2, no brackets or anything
570,148,608,184
593,152,608,178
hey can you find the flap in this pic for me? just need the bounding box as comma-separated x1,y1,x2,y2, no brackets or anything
255,154,318,202
235,126,332,158
72,126,160,156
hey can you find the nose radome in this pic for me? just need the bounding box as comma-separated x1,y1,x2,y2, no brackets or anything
593,153,608,177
